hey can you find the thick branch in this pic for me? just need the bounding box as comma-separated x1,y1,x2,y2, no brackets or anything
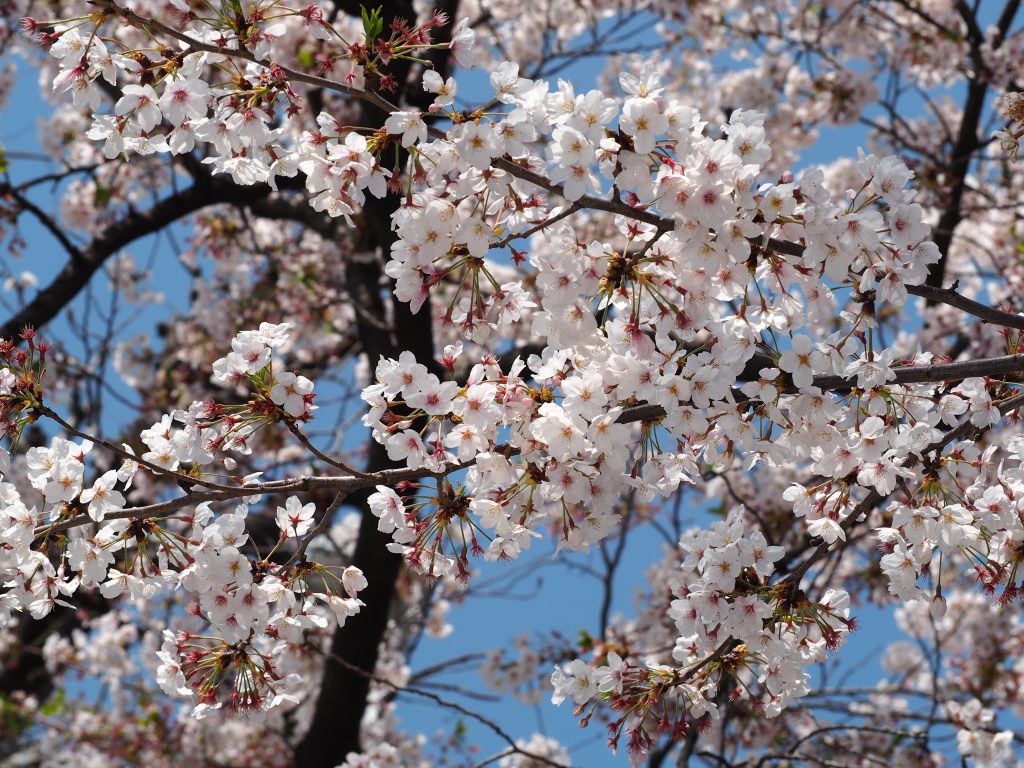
926,0,1020,290
619,350,1024,425
905,283,1024,330
4,187,84,264
35,454,477,539
295,2,445,762
0,175,271,340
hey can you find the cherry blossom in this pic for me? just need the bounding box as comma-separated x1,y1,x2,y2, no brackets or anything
4,0,1024,765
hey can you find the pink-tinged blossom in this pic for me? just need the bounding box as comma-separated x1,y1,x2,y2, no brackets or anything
384,111,427,147
275,496,316,538
159,78,210,125
114,84,162,132
270,371,315,417
778,334,824,389
79,470,125,522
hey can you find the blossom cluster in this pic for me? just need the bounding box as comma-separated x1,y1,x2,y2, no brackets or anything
363,347,657,582
154,500,368,718
42,2,473,193
549,512,853,758
0,322,366,718
875,422,1024,611
994,91,1024,162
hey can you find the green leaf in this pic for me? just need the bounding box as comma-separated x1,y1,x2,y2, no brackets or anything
139,709,162,727
94,184,112,208
0,145,8,175
578,628,594,650
39,689,65,716
360,4,384,41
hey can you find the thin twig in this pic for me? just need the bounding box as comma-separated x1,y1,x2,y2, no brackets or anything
318,647,571,768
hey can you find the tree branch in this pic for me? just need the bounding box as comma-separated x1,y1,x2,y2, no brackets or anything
0,175,272,340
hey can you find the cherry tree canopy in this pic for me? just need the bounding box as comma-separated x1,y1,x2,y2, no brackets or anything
0,0,1024,766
